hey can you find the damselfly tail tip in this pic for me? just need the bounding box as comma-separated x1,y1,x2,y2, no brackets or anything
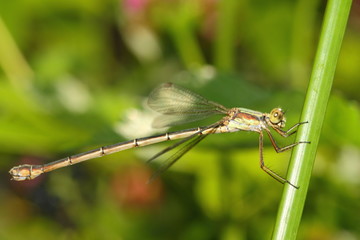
9,166,28,181
9,164,43,181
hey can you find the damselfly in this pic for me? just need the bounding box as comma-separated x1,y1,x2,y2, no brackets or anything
9,82,309,188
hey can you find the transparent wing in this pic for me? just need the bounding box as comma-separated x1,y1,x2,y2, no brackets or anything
148,82,229,128
147,125,219,182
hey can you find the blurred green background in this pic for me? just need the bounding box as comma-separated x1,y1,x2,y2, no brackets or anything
1,0,359,239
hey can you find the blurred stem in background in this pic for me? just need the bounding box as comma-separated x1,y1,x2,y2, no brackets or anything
165,1,205,69
214,0,242,72
290,0,320,89
0,16,33,89
272,0,353,239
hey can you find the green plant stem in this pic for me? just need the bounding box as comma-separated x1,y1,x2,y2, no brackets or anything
272,1,352,239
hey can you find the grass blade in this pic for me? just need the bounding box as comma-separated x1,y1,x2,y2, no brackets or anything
272,0,353,239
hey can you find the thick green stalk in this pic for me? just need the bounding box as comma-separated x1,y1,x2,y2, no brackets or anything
272,1,352,239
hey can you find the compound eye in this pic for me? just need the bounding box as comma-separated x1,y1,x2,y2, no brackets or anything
269,108,285,127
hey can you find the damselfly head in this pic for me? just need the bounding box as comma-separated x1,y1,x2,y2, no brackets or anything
269,108,286,128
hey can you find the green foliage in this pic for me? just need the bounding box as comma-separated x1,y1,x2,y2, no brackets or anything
0,0,359,240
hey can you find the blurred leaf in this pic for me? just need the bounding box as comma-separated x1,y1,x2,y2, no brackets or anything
323,94,360,146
